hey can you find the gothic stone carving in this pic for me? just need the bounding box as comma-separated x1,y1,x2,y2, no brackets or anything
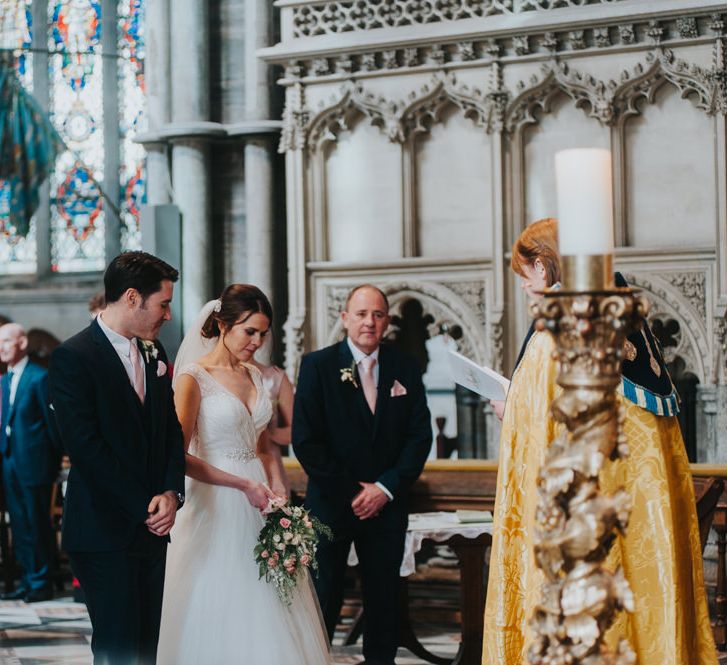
291,0,629,39
304,73,501,152
666,272,707,321
326,285,351,333
448,281,486,329
505,46,726,133
305,83,397,151
715,316,727,384
283,312,307,382
279,83,310,153
282,40,727,157
279,14,723,82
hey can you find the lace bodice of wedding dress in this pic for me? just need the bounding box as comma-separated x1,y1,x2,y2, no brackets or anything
181,362,272,461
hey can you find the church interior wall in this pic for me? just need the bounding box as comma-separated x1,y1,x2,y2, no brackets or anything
264,0,727,462
2,0,726,460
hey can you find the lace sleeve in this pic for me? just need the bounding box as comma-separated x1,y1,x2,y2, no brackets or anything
175,363,211,397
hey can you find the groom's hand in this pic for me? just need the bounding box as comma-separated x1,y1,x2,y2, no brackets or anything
352,482,388,520
145,491,178,536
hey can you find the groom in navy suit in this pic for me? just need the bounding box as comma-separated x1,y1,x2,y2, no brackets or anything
0,323,61,602
49,252,185,665
293,284,432,665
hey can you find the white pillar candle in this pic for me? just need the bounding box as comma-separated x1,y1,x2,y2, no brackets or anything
555,148,614,256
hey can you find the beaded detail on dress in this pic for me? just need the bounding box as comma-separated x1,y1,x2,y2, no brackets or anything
224,447,257,462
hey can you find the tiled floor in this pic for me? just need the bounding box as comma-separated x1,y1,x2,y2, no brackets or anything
1,597,726,664
0,597,460,664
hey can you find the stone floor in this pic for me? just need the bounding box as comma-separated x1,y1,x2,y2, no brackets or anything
0,597,460,664
0,597,725,664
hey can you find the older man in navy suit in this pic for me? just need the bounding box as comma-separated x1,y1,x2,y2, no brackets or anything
0,323,61,602
294,285,432,665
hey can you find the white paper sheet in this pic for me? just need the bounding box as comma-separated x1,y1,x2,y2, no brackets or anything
448,350,510,401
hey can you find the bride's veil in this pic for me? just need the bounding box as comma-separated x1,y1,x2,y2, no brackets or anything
172,299,220,388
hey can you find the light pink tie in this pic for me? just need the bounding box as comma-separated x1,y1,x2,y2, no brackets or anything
130,341,145,403
360,356,377,414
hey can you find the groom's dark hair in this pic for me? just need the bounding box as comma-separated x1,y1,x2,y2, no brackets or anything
104,251,179,304
202,284,273,338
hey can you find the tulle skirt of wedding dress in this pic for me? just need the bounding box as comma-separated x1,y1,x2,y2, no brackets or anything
157,453,331,665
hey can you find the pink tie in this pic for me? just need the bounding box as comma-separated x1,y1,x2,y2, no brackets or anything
130,341,145,403
360,356,377,413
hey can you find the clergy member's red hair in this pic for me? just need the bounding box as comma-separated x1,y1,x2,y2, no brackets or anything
511,218,561,287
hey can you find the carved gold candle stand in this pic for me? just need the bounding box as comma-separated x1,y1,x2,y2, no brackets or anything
528,280,650,665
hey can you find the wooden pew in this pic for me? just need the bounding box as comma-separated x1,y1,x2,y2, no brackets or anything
285,459,727,651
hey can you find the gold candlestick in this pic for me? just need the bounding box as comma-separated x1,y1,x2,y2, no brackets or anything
528,273,649,665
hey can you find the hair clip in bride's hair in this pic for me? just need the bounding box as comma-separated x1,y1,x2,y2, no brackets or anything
213,300,222,313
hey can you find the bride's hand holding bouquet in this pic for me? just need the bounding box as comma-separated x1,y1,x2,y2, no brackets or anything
238,478,277,511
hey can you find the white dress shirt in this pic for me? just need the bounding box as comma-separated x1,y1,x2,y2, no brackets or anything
345,337,393,501
97,314,146,397
346,337,380,385
7,355,29,406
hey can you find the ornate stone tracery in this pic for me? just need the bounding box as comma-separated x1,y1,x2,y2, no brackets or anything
278,14,724,82
273,2,727,464
283,312,307,382
505,47,725,132
281,37,727,158
290,0,630,38
305,83,397,151
302,73,502,152
279,83,310,153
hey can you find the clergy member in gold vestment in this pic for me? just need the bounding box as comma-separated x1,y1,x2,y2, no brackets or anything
482,219,716,665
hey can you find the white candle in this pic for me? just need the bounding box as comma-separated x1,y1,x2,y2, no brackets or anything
554,148,614,256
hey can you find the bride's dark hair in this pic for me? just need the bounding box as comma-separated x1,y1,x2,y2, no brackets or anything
201,284,273,339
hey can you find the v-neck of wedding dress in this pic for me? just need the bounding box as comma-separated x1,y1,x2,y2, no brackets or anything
194,362,259,419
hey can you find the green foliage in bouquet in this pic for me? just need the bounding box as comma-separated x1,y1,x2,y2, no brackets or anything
254,502,332,605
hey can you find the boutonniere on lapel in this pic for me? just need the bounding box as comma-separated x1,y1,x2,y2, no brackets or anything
140,340,167,377
340,359,358,388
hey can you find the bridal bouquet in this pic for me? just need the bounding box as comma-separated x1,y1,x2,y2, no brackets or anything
255,498,332,605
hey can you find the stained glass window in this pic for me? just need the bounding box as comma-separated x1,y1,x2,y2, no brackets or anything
118,0,145,251
0,181,38,274
0,0,147,276
0,0,37,275
48,0,105,272
0,0,33,88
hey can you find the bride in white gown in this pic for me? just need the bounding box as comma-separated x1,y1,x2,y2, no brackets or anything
157,285,331,665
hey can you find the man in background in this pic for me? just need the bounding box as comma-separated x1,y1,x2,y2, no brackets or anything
0,323,61,602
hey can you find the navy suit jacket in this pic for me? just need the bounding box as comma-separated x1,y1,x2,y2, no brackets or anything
292,341,432,530
0,361,61,487
48,320,185,552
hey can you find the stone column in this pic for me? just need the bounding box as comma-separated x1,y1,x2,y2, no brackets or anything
171,139,211,327
244,0,275,299
170,0,212,331
145,0,171,206
244,139,275,297
219,0,246,286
